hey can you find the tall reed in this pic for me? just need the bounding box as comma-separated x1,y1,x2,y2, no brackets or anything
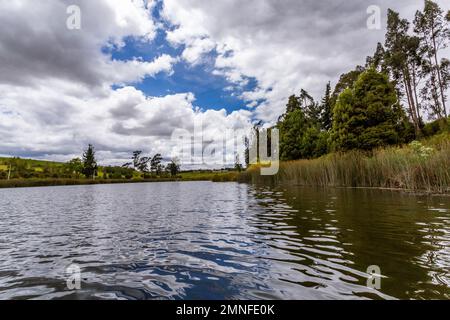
238,133,450,193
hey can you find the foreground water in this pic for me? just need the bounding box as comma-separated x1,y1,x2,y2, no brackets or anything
0,182,448,300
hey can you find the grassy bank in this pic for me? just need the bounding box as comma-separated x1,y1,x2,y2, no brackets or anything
0,171,239,189
0,178,178,189
238,133,450,193
180,171,238,182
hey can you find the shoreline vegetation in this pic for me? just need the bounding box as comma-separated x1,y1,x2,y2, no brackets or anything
0,145,241,189
1,133,448,193
238,2,450,195
238,132,450,194
1,134,448,193
0,171,240,189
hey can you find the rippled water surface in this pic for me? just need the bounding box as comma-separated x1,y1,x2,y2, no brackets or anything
0,182,449,300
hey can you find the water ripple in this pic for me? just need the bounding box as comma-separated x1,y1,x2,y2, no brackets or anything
0,182,449,299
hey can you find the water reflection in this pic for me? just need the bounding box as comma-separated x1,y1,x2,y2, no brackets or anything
0,182,448,299
250,185,450,299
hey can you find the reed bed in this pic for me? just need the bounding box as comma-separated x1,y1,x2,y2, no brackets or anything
238,133,450,193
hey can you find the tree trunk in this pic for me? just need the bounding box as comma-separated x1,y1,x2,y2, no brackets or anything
411,64,422,123
431,20,448,117
433,48,447,117
403,75,420,135
426,52,443,118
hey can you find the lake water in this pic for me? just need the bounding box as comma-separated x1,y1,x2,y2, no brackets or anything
0,182,449,300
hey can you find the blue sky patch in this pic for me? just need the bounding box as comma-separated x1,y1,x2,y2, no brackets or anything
102,29,261,113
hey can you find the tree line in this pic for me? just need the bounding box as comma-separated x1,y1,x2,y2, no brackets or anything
122,150,180,178
74,145,181,179
246,0,450,164
1,144,180,180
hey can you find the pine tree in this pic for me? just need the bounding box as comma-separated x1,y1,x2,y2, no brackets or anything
320,82,333,131
285,95,300,114
331,66,365,112
366,42,387,73
331,69,407,151
82,144,98,179
278,107,327,160
244,136,250,168
299,89,321,124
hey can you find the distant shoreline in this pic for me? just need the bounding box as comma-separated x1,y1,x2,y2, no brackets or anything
0,178,179,189
0,172,240,190
1,178,448,196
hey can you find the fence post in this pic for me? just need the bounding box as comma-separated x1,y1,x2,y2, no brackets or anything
7,163,11,180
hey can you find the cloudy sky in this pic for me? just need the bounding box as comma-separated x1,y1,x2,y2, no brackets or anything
0,0,448,167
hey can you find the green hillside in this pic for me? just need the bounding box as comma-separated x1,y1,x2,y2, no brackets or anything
0,157,64,176
0,156,238,188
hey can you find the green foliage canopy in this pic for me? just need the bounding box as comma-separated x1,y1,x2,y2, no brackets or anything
331,68,408,151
